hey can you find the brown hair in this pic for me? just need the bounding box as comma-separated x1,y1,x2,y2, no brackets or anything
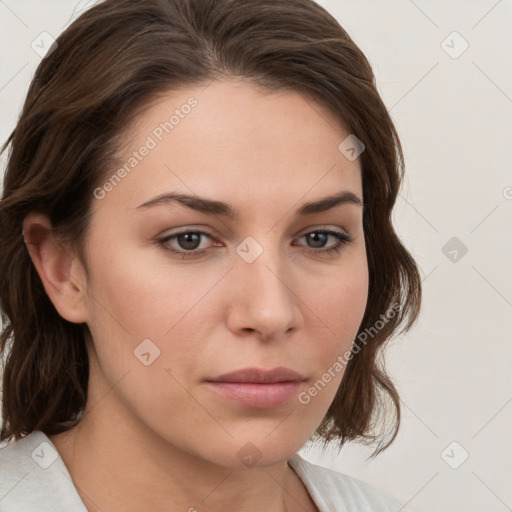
0,0,421,456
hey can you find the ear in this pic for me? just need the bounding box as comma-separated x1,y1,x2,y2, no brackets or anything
22,212,88,324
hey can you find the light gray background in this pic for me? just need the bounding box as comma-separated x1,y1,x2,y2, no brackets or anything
1,1,511,511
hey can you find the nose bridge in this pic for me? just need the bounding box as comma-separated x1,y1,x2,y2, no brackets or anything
228,233,301,337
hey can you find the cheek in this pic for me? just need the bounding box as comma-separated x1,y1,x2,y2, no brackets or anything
300,257,369,400
312,259,368,340
81,240,228,402
83,238,223,340
296,271,369,414
331,277,368,339
81,243,208,420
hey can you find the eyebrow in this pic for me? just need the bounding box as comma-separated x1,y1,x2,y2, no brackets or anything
135,190,363,218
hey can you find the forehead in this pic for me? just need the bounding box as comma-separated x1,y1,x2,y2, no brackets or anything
97,78,362,215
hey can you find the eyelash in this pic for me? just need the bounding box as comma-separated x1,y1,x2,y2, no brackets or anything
158,229,352,259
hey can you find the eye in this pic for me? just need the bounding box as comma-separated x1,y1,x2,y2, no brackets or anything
158,228,352,259
295,229,352,256
158,230,217,258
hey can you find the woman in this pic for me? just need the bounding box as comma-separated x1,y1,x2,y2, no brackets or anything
0,1,422,511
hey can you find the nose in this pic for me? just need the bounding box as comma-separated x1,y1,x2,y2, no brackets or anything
224,238,304,341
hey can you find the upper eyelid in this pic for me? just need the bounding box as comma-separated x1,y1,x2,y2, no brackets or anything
162,225,349,236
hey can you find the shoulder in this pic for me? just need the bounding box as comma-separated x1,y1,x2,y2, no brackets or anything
289,453,404,512
0,430,86,512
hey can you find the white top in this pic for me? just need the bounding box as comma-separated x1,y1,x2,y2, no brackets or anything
0,430,404,511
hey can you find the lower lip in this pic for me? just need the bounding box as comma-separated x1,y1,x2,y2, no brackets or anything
204,381,302,408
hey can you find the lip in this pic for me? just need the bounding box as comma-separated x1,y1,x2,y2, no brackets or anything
206,366,306,384
204,367,306,409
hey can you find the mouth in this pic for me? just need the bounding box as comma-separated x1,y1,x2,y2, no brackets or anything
204,367,306,409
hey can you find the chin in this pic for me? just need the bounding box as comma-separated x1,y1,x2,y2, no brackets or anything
195,431,308,470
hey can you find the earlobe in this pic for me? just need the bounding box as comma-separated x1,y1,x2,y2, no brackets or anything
22,212,88,324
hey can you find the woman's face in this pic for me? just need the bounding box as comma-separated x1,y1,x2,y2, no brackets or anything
77,78,368,467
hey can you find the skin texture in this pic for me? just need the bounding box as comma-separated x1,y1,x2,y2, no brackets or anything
23,78,368,512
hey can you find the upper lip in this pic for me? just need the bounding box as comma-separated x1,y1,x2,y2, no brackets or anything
206,367,306,384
